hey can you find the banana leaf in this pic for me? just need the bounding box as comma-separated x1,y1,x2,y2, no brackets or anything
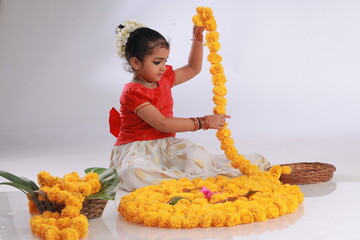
0,170,39,195
85,167,119,200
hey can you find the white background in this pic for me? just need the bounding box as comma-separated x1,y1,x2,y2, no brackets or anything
1,0,359,180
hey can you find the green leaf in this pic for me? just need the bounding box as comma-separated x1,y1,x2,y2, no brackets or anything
0,170,39,194
85,167,119,200
0,182,34,195
242,190,258,198
84,167,107,175
167,196,191,205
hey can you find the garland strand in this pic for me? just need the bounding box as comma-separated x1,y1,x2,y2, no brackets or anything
192,7,291,177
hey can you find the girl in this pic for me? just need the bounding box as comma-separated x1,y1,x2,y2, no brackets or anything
109,20,269,192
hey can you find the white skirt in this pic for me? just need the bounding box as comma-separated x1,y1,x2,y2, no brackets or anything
109,137,270,192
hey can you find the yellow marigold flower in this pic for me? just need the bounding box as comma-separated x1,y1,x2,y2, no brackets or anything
205,31,220,43
39,186,50,193
239,209,254,224
213,105,226,114
273,198,288,216
212,74,227,86
212,85,227,96
77,182,92,196
182,213,199,229
210,63,224,75
212,210,226,227
27,197,39,215
195,7,214,22
63,172,80,182
208,41,221,53
281,166,292,174
224,146,238,160
192,15,203,27
87,179,101,195
212,95,227,106
213,86,227,96
264,203,280,219
198,209,213,228
61,206,80,218
46,187,62,202
44,227,60,240
249,204,267,222
38,171,60,187
70,215,88,238
82,172,99,182
220,136,234,148
204,19,217,31
225,212,241,227
60,181,79,194
169,214,185,228
64,195,82,209
59,228,80,240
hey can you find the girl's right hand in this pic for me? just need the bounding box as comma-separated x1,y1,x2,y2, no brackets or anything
206,114,231,129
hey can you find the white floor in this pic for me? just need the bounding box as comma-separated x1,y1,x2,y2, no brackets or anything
1,134,360,240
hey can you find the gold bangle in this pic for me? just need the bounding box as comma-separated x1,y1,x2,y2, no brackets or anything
190,117,198,131
202,115,209,130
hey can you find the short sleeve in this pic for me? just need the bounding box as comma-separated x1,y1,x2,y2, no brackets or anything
163,65,175,86
120,87,150,112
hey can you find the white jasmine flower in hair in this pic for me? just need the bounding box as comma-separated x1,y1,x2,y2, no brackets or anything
115,19,146,58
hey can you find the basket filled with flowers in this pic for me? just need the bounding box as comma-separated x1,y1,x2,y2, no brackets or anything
0,167,119,219
1,167,119,239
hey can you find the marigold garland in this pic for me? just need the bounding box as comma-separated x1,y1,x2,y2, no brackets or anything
118,6,303,228
29,171,101,240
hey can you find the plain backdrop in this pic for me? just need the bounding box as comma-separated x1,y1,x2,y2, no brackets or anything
1,0,360,180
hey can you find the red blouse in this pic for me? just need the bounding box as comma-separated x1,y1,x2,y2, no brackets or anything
114,65,176,145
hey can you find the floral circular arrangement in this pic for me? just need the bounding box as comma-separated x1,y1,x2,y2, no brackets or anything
118,7,304,228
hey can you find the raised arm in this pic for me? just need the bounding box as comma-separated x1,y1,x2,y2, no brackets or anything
173,26,205,86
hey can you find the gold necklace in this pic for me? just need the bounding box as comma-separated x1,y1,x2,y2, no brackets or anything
132,77,157,87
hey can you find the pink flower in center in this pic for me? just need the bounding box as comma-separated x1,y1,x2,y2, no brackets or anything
199,186,218,200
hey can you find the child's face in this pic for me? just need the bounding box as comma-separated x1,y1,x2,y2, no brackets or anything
136,47,170,83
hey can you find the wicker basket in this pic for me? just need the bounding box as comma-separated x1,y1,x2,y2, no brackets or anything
34,191,108,219
278,162,336,185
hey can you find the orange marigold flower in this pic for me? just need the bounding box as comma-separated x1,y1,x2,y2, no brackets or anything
192,15,203,27
212,73,227,85
27,197,39,215
205,31,220,43
70,215,89,238
207,52,222,64
61,206,80,218
212,95,227,106
281,166,292,174
63,172,80,182
56,217,71,230
210,63,224,75
207,41,221,53
77,182,92,196
213,105,226,114
59,228,80,240
212,86,227,96
204,19,217,31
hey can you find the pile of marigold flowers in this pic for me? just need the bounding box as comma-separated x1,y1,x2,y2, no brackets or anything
28,171,101,240
118,6,303,229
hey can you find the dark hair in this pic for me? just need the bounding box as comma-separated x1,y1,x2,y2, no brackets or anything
117,24,170,66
